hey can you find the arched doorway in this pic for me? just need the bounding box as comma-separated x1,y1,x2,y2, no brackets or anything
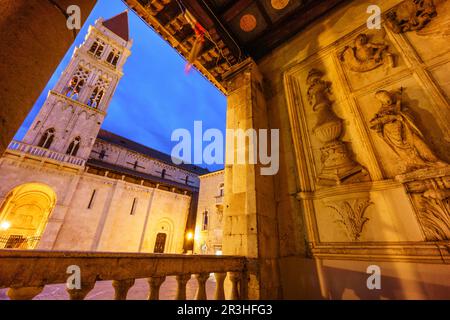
153,232,167,253
152,218,174,253
0,183,56,249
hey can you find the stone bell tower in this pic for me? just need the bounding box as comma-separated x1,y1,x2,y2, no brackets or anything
23,11,132,160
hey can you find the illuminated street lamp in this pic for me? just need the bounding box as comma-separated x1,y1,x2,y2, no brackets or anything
0,221,11,231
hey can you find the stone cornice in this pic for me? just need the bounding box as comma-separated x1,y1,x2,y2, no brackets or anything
49,90,106,116
311,241,450,264
297,179,402,200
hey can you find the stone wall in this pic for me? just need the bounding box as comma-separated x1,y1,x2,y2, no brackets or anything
258,0,450,299
0,0,97,156
193,170,224,255
0,154,191,254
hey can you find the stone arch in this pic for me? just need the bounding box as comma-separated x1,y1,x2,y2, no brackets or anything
78,110,88,120
0,183,57,249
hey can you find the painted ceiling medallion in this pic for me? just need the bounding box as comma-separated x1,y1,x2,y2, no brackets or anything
240,14,257,32
271,0,290,10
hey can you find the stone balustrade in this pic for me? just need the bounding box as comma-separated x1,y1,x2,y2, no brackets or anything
0,250,248,300
7,141,86,167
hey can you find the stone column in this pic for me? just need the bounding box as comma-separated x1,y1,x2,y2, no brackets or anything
112,279,135,300
194,273,209,300
214,273,226,300
147,276,166,300
0,0,96,155
175,274,191,300
222,58,281,299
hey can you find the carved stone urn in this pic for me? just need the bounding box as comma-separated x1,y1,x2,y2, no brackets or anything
306,69,367,186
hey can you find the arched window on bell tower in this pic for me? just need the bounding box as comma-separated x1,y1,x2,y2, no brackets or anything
38,128,55,149
66,137,81,156
106,49,121,67
63,67,89,100
89,39,105,58
87,87,104,108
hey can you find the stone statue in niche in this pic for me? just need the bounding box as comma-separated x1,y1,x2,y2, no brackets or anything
306,69,368,186
369,89,447,173
386,0,437,33
340,34,395,72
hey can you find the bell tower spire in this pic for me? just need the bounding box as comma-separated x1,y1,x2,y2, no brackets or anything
23,11,132,160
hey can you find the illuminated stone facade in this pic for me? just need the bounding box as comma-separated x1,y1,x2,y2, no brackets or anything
0,12,205,254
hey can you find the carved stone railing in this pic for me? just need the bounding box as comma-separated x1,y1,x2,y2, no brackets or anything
7,141,86,167
0,250,248,300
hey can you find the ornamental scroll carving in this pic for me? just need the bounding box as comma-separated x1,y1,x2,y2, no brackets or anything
386,0,437,34
398,169,450,241
326,198,373,241
306,69,368,186
339,34,395,72
369,89,447,174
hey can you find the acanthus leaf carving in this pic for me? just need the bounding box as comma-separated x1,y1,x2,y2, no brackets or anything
399,170,450,241
419,192,450,240
326,198,373,241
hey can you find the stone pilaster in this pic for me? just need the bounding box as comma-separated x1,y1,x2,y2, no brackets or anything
222,58,281,299
0,0,96,156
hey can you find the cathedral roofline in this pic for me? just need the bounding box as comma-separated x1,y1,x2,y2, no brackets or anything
95,129,209,175
86,158,199,193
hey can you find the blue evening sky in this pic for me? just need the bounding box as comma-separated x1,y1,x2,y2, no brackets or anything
15,0,226,171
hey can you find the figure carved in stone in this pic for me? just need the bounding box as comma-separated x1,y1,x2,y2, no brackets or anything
306,69,368,186
340,34,395,72
386,0,437,33
326,198,373,241
416,0,450,37
369,89,446,173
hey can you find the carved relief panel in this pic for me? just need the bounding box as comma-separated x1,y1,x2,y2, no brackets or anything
336,28,407,92
283,0,449,248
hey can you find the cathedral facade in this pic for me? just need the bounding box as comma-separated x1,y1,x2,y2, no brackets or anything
0,12,208,254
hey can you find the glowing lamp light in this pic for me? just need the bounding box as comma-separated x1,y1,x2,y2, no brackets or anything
186,231,194,241
0,221,11,231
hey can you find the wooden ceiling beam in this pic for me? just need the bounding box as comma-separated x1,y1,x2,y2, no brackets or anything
246,0,348,59
221,0,254,22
